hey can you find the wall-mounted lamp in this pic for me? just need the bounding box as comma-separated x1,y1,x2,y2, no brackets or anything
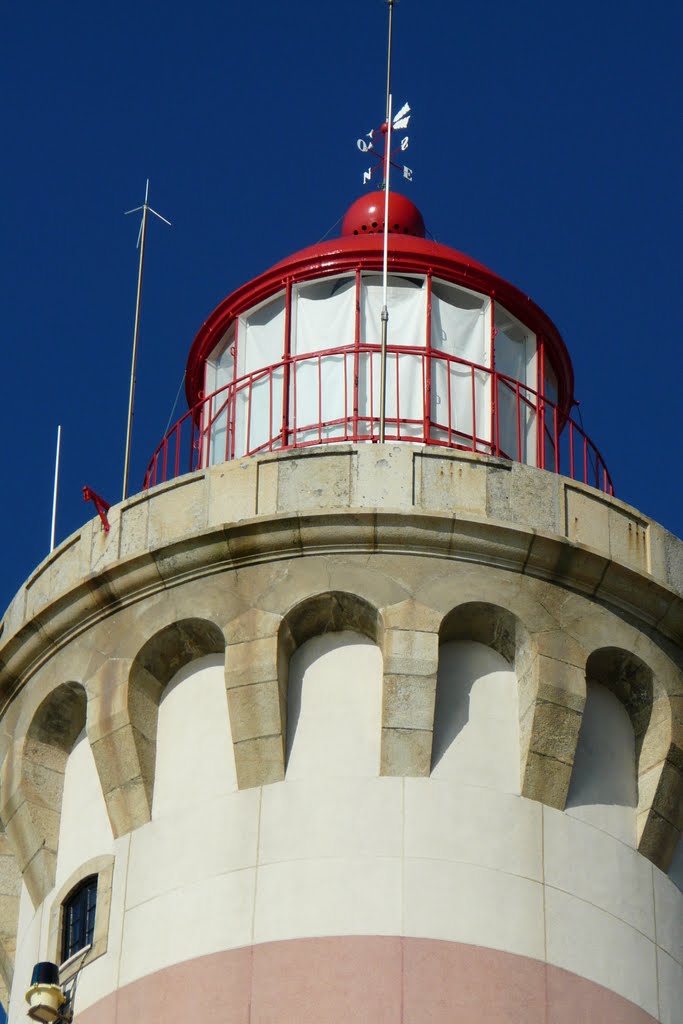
25,962,71,1023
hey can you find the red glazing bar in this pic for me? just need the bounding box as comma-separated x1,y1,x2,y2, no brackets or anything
425,273,432,441
446,355,453,444
471,364,476,452
292,355,298,445
246,373,253,455
394,351,400,439
490,299,496,456
282,280,292,447
353,269,361,438
343,349,349,438
369,349,375,437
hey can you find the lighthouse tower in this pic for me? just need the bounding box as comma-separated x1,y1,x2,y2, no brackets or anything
0,188,681,1024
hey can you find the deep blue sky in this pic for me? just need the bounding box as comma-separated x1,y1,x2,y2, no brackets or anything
1,0,681,615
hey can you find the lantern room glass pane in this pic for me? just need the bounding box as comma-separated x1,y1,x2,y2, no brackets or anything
430,280,491,450
495,304,537,464
205,324,235,465
292,276,355,443
361,274,426,347
359,275,426,435
431,281,487,362
234,292,286,456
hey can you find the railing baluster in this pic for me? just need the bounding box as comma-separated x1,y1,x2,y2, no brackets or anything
141,346,614,497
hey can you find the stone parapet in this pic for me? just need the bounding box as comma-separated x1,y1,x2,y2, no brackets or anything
2,447,683,683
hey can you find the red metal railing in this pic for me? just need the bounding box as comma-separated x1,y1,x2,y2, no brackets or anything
144,345,613,494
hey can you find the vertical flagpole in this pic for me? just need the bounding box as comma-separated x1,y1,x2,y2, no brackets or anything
122,181,171,500
123,181,150,501
379,0,396,443
50,424,62,553
379,93,392,443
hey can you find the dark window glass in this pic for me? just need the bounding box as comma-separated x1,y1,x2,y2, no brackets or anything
61,875,97,962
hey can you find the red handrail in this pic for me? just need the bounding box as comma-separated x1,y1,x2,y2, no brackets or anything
143,345,613,495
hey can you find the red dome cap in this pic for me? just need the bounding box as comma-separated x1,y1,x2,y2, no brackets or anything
341,190,426,238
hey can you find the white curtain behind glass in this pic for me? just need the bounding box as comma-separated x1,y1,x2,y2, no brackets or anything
292,277,355,442
430,281,489,449
359,275,426,434
234,293,286,455
206,325,235,465
494,304,537,464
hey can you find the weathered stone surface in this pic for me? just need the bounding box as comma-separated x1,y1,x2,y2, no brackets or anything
522,752,573,809
415,451,488,515
380,727,432,777
233,735,285,788
1,444,683,886
227,679,284,744
208,459,258,525
382,674,437,731
382,629,438,677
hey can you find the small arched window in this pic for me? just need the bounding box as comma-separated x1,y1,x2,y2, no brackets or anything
61,875,97,963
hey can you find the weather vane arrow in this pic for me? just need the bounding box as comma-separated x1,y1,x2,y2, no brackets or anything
356,102,413,187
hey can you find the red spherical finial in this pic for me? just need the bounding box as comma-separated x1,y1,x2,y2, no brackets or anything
341,191,426,238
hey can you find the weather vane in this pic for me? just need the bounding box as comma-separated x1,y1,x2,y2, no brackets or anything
356,102,413,187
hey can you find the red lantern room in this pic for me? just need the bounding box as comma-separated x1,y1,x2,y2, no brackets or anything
145,191,612,494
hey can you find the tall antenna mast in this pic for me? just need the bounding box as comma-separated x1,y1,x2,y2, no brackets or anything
122,180,171,500
49,424,62,553
379,0,397,442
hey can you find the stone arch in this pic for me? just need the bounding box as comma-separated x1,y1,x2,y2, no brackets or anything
87,618,225,837
223,592,382,788
439,602,518,664
571,645,682,870
0,682,86,905
0,822,22,1006
431,603,524,789
284,594,383,779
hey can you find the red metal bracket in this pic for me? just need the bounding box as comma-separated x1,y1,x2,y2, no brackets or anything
83,486,111,533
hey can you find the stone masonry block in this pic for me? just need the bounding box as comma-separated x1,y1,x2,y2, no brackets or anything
225,608,282,646
275,452,353,513
207,460,258,526
565,486,610,554
637,809,680,873
22,846,56,907
414,453,487,516
226,636,279,689
233,735,285,789
608,506,649,574
227,679,284,744
354,445,413,510
380,727,432,777
103,779,152,837
524,700,582,765
380,599,442,634
382,674,437,731
521,751,573,810
382,629,439,677
147,477,209,549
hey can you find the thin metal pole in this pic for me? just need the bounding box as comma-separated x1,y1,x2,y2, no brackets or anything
379,93,392,442
50,424,62,552
122,181,171,500
383,0,395,184
123,181,150,500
